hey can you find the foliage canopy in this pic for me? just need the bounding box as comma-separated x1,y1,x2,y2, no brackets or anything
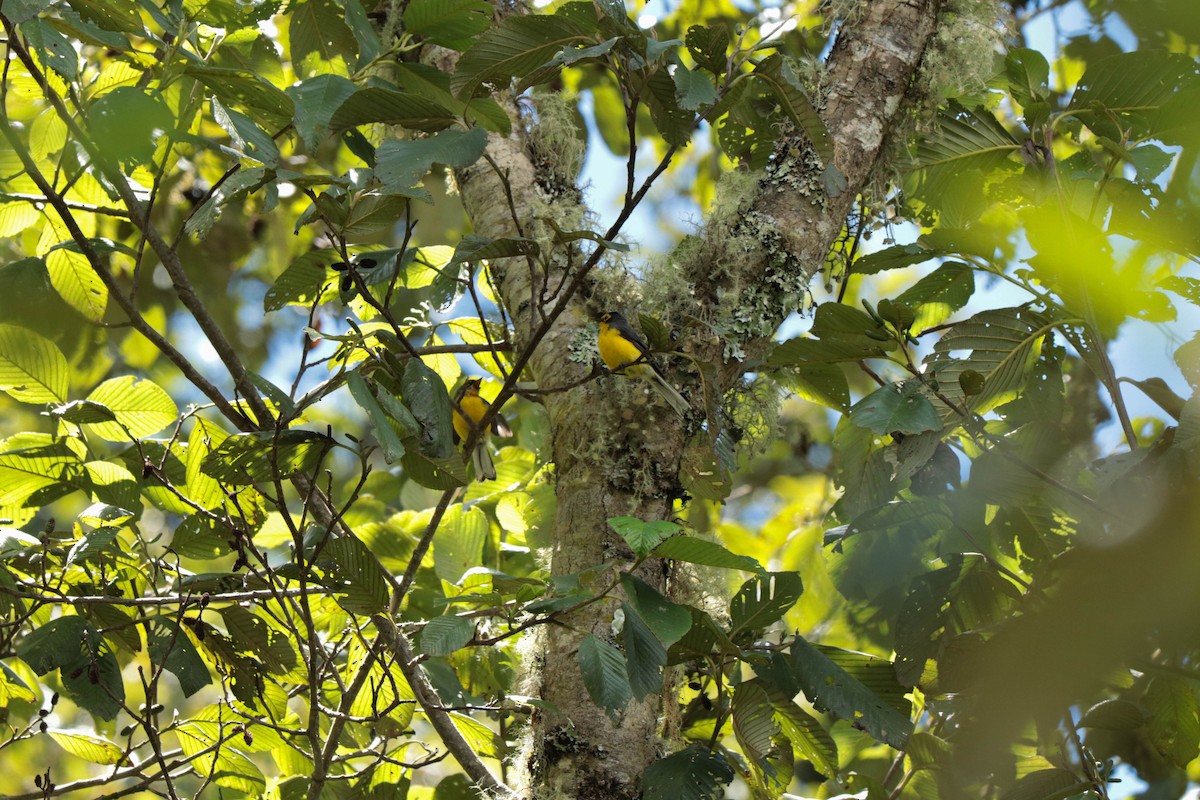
0,0,1198,798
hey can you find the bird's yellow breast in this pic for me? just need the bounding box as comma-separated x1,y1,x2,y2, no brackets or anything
598,322,645,372
453,393,489,441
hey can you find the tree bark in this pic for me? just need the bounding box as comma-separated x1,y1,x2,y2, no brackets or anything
444,1,945,796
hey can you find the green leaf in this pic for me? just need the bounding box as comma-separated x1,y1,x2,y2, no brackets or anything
175,722,266,795
672,64,718,110
200,430,330,484
0,323,68,403
729,572,803,637
895,261,975,332
211,95,280,165
449,234,539,264
1000,769,1083,800
790,635,913,749
391,63,512,135
909,103,1018,202
147,620,212,698
322,535,391,614
452,15,589,98
685,24,729,74
289,0,356,75
17,615,88,674
217,606,299,676
48,730,126,765
849,382,942,435
620,574,692,648
83,376,178,441
264,249,340,311
347,372,406,463
578,634,632,718
906,731,950,771
1077,699,1150,731
853,243,940,275
765,685,839,777
732,680,779,763
1069,52,1197,129
286,74,359,152
403,0,492,49
776,363,850,411
432,505,488,584
330,87,459,133
753,54,832,164
1005,47,1049,106
1145,675,1200,767
401,358,457,460
0,435,81,507
622,602,667,699
376,127,489,194
641,744,734,800
420,615,476,656
653,536,760,572
609,515,679,557
926,307,1052,418
87,87,173,166
183,64,295,129
643,66,693,146
21,18,78,79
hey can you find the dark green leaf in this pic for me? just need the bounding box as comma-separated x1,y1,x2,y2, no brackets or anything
1077,698,1150,731
420,615,477,656
672,64,718,110
200,430,330,484
451,15,589,98
147,620,212,697
403,0,492,49
732,680,779,763
21,18,78,79
729,572,803,637
853,243,940,275
211,96,280,165
753,54,831,164
400,357,456,459
578,634,632,718
849,382,942,435
17,616,89,674
896,261,975,331
88,87,173,166
330,88,458,133
1005,47,1049,106
376,127,489,193
289,0,356,75
321,535,391,614
776,363,850,411
346,372,406,463
622,602,666,699
790,635,913,749
620,574,692,648
183,64,295,129
449,233,539,264
685,24,729,74
653,536,761,572
642,744,734,800
286,74,358,152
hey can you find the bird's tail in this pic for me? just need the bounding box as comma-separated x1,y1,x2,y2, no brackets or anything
472,442,497,482
650,369,690,417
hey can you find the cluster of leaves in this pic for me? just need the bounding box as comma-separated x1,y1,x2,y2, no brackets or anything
0,0,1198,799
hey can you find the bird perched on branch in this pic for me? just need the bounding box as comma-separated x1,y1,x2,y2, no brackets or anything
452,378,511,482
597,311,689,417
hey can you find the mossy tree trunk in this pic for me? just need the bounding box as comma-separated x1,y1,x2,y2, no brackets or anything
438,1,945,795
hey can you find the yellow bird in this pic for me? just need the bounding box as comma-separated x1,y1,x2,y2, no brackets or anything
598,311,689,416
452,378,510,482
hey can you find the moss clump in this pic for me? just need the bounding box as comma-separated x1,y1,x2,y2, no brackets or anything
920,0,1010,105
527,93,588,196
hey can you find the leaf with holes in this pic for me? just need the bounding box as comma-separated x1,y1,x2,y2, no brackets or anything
729,572,803,638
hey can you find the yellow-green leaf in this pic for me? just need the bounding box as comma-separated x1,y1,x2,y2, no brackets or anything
84,376,178,441
0,323,69,403
48,730,126,765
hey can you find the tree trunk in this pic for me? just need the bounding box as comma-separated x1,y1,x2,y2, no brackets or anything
442,1,945,795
